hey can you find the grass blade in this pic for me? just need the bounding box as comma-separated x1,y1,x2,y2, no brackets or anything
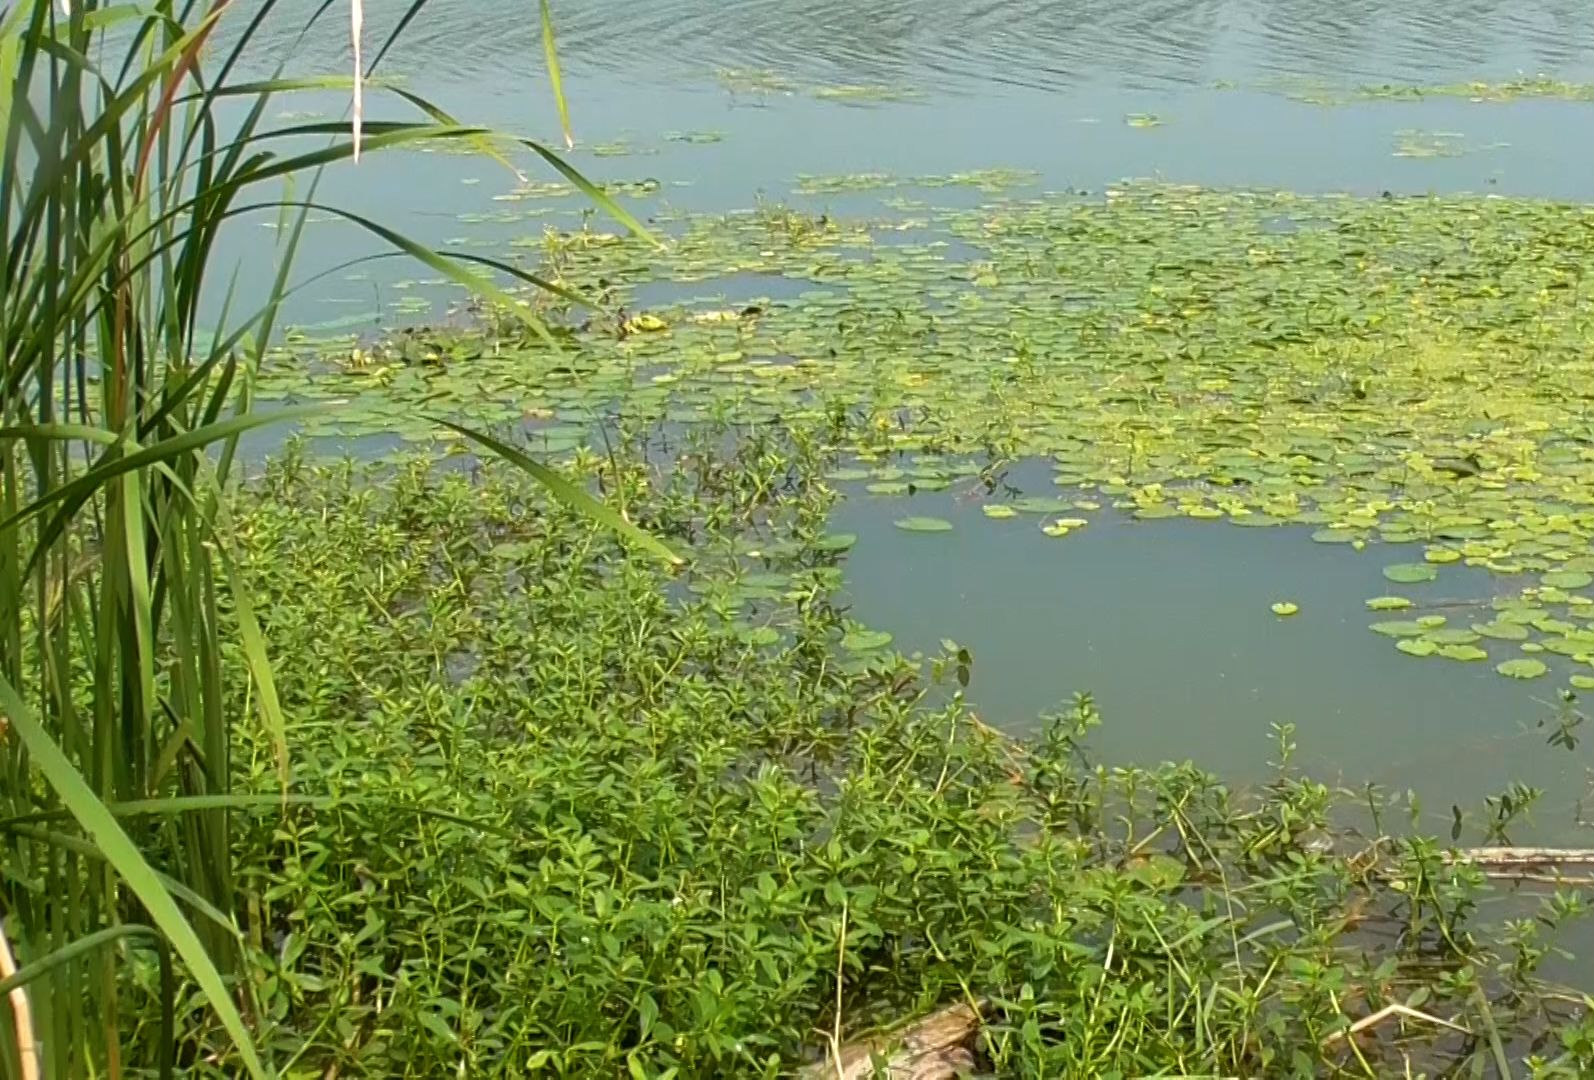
0,676,268,1079
435,419,684,568
540,0,573,149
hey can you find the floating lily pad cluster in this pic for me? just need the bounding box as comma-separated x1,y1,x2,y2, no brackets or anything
1367,584,1594,679
258,181,1594,684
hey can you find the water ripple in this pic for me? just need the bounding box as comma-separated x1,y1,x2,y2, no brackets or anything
245,0,1594,95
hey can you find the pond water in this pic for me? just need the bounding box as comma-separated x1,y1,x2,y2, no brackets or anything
834,466,1584,840
228,1,1594,838
231,0,1594,323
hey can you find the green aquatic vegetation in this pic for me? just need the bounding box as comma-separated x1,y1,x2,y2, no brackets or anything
1424,628,1481,646
260,182,1594,709
812,83,925,104
1271,601,1300,616
1385,564,1440,584
1262,75,1594,105
841,628,894,652
664,130,728,144
1393,130,1507,159
895,515,954,533
1010,497,1076,515
1367,596,1414,611
1363,77,1594,103
1498,658,1550,680
715,66,800,95
715,67,921,106
586,139,656,157
0,0,650,1073
794,168,1037,196
1475,620,1532,641
116,433,1592,1077
1545,570,1594,590
1371,621,1427,638
1125,112,1163,128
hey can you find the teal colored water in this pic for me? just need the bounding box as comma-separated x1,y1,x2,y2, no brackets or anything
833,465,1585,841
219,1,1594,327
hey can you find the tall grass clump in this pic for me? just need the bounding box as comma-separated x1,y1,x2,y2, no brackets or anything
0,2,625,1074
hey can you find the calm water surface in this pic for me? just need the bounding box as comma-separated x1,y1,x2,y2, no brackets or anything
229,1,1594,836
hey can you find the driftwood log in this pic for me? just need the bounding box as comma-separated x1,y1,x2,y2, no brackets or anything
1452,847,1594,867
802,1002,984,1080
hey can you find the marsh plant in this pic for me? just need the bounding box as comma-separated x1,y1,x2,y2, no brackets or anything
97,422,1594,1076
0,1,633,1075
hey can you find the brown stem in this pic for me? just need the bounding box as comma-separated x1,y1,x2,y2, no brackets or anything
0,920,40,1080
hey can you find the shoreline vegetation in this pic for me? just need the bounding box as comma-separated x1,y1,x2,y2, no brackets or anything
145,443,1594,1075
5,1,1594,1077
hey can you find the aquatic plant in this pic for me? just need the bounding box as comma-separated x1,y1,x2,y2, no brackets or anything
262,182,1594,689
125,424,1594,1077
0,1,636,1074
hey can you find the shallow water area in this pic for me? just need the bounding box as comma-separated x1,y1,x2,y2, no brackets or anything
835,468,1588,841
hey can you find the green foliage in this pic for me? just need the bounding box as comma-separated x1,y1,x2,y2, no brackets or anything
121,426,1592,1077
264,183,1594,687
0,2,626,1074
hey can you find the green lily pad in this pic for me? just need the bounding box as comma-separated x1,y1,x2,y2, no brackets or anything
1271,601,1300,617
867,481,910,495
1423,629,1480,647
894,516,953,533
1424,547,1462,564
1496,658,1548,680
1416,615,1448,630
1383,563,1438,584
1571,675,1594,691
982,505,1018,520
1438,644,1489,662
1366,596,1413,611
1010,496,1074,514
1370,621,1425,638
1473,621,1529,641
1397,638,1438,657
841,629,894,652
813,533,858,552
1543,570,1593,589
